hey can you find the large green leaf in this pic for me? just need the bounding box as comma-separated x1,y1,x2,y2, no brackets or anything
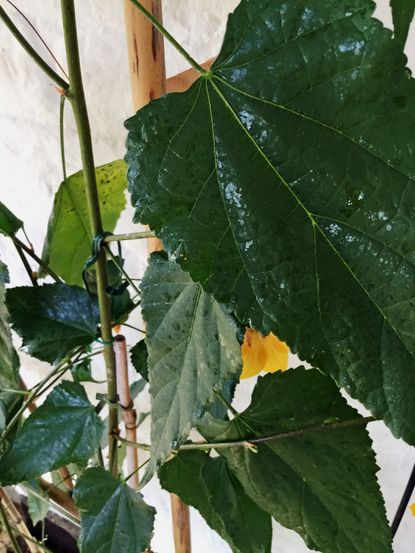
126,0,415,445
42,160,127,286
160,451,271,553
74,467,155,553
6,284,100,364
140,253,241,482
0,381,103,484
0,202,22,237
391,0,415,47
200,368,391,553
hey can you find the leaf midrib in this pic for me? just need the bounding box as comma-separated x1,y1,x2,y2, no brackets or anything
206,75,415,367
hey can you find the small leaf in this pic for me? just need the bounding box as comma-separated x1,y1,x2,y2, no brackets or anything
141,253,241,483
241,329,289,379
74,467,155,553
0,381,104,484
130,339,148,382
42,161,127,285
160,451,271,553
130,378,146,399
0,262,19,391
204,368,392,553
0,202,22,237
391,0,415,47
27,481,49,526
71,358,94,382
6,283,100,364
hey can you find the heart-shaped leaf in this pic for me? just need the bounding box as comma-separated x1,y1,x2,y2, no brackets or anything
74,467,155,553
0,381,104,484
126,0,415,445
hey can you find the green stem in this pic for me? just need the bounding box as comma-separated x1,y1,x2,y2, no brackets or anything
103,230,156,243
60,0,118,476
11,236,61,283
10,527,53,553
105,247,141,296
215,390,238,417
128,0,208,75
59,95,67,182
0,4,68,90
13,242,38,286
116,416,375,452
0,499,24,553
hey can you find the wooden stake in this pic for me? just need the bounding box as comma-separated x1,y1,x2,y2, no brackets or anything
0,488,43,553
114,335,139,490
123,2,191,550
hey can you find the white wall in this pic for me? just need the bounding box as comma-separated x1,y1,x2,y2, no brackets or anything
0,1,414,552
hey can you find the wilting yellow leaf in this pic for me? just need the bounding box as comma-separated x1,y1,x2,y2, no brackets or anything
410,503,415,517
241,329,289,379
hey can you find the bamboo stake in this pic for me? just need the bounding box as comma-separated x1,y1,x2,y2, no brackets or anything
114,335,139,490
123,3,191,551
166,57,215,93
0,489,42,553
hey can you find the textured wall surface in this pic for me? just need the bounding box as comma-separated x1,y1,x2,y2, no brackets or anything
0,1,414,551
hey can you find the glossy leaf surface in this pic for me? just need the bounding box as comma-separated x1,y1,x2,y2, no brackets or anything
0,201,22,237
42,161,127,285
160,451,271,553
201,368,391,553
141,253,241,481
0,381,103,484
6,284,99,364
74,467,155,553
391,0,415,47
126,0,415,444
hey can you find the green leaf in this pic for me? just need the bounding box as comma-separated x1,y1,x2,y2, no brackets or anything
42,160,127,286
141,253,241,482
74,467,155,553
201,368,391,553
26,481,49,526
391,0,415,47
126,0,415,445
0,202,22,237
0,263,19,391
160,451,271,553
130,339,148,382
6,283,99,364
0,381,103,484
71,358,95,382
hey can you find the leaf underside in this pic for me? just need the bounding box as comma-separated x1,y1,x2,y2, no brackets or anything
200,368,391,553
74,467,155,553
0,381,103,484
140,253,241,482
126,0,415,445
42,160,127,286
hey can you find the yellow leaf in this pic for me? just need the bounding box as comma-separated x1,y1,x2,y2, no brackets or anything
241,329,289,379
410,503,415,517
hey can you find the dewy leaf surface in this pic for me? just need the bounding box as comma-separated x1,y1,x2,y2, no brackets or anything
140,253,241,481
126,0,415,444
42,160,127,286
391,0,415,47
6,283,100,364
74,467,155,553
201,368,391,553
159,451,271,553
0,381,103,484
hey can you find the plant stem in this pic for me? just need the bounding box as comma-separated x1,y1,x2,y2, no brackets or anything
13,242,38,286
391,460,415,536
104,230,156,243
116,416,375,452
11,236,61,283
59,94,67,182
105,247,141,296
0,497,24,553
128,0,208,75
60,0,118,475
0,4,68,90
